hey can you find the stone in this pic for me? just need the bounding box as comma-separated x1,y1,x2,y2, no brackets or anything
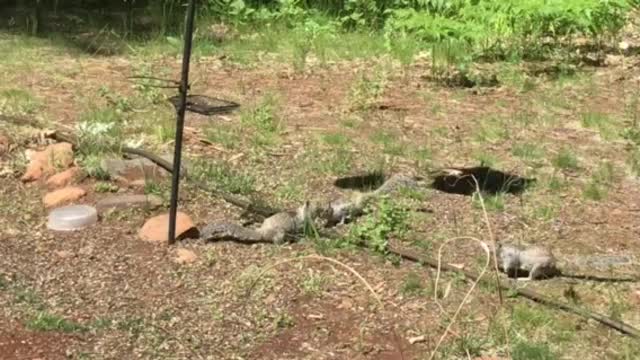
174,248,198,264
22,142,74,182
100,155,184,185
96,194,163,212
46,167,80,189
43,186,86,208
138,212,198,243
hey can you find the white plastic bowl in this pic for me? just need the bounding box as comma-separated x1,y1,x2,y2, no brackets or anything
47,205,98,231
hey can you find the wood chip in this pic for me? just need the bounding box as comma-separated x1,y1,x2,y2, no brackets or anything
408,335,426,344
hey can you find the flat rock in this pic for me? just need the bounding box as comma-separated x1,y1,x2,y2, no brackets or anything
22,142,74,182
100,155,186,185
174,248,198,264
138,211,198,243
43,186,86,208
46,167,80,189
570,255,634,269
96,194,163,212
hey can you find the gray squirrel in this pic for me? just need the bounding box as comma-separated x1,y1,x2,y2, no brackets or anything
200,174,423,244
496,243,636,282
200,201,316,244
496,243,559,280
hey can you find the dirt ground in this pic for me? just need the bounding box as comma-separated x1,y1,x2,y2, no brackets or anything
1,31,640,360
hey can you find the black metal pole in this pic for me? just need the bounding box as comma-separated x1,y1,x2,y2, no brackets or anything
168,0,197,244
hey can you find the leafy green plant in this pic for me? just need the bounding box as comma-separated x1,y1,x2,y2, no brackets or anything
94,181,119,193
77,153,110,180
348,196,409,254
76,107,123,156
348,68,387,111
384,0,632,62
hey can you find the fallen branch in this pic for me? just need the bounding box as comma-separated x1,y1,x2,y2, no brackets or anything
389,245,640,339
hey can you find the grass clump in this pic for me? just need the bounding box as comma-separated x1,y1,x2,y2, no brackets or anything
583,161,616,201
241,95,282,148
190,158,255,195
347,196,409,254
348,69,387,111
400,272,426,297
27,312,86,333
0,88,41,114
552,148,579,171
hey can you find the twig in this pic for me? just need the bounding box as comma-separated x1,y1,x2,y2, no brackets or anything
468,174,504,305
429,238,491,360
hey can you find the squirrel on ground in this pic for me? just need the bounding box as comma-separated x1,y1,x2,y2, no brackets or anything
200,174,423,244
496,243,637,283
200,201,316,244
496,243,559,280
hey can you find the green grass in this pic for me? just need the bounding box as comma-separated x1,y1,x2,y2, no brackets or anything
473,192,505,212
321,132,350,147
0,88,41,114
552,148,579,171
581,112,618,140
370,130,405,156
94,181,119,193
190,158,255,195
474,151,500,168
218,25,388,65
512,142,545,163
583,161,616,201
301,271,326,297
275,180,306,203
400,272,425,296
314,148,354,175
512,341,557,360
348,68,388,111
629,149,640,177
27,312,86,333
475,117,510,143
205,124,242,150
241,94,282,148
76,106,124,158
